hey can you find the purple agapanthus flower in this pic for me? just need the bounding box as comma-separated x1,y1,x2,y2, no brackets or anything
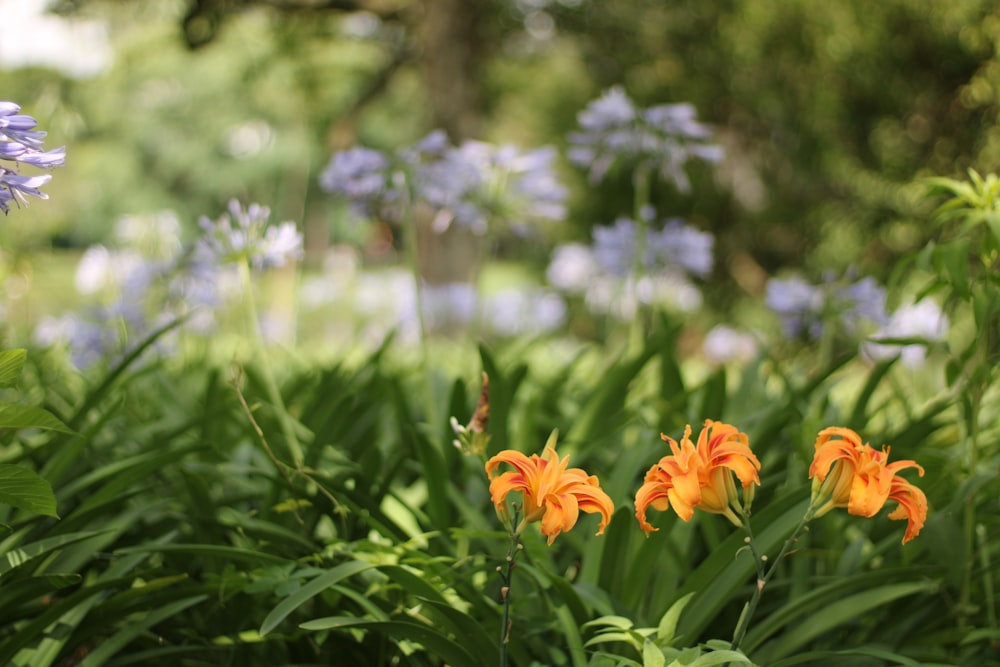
567,86,722,191
765,272,888,340
647,218,714,278
318,147,390,217
319,130,567,235
590,215,715,279
194,200,304,271
0,101,65,213
765,275,825,339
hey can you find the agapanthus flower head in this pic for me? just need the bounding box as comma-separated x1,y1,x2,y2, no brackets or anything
590,215,715,280
321,131,567,236
809,427,927,543
635,420,760,533
485,430,614,545
567,86,722,190
0,101,65,214
195,199,303,271
766,272,887,341
647,218,714,277
318,146,390,217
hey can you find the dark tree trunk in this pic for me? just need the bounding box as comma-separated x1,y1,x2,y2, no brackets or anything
418,0,486,141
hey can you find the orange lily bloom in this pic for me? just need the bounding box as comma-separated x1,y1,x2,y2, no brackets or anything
485,431,614,545
635,420,761,534
809,426,927,543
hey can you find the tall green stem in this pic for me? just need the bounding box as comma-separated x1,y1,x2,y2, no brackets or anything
730,504,817,652
629,161,653,353
400,178,439,428
497,529,520,667
237,259,304,470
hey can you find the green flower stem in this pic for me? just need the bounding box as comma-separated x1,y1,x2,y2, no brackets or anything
400,178,439,428
629,161,652,354
730,503,818,652
237,258,304,470
497,509,524,667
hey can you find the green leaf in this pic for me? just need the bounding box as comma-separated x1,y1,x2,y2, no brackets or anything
0,464,58,517
0,531,107,577
0,349,26,388
76,595,208,666
116,544,293,567
299,617,482,667
643,639,666,667
259,560,376,635
768,646,926,667
763,581,936,660
657,592,694,646
0,402,73,434
683,649,753,666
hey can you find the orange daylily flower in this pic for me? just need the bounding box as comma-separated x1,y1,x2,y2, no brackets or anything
635,420,761,534
485,432,614,545
808,426,927,543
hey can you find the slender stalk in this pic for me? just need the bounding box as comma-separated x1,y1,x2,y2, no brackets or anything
628,161,652,354
400,177,439,428
730,504,817,652
497,529,520,667
236,258,304,470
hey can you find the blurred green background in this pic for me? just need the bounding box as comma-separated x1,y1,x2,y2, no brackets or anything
2,0,998,321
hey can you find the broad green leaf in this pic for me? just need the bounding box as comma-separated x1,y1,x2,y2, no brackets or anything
643,639,666,667
583,615,636,631
0,403,73,434
682,649,752,666
585,631,644,650
259,560,376,635
0,349,26,388
657,592,694,646
299,617,482,667
0,464,58,517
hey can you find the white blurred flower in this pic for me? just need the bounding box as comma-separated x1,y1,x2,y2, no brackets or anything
546,243,598,293
862,299,948,368
114,210,182,261
703,325,759,364
75,246,146,296
482,288,566,337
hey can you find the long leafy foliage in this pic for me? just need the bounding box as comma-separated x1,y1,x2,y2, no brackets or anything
0,301,977,666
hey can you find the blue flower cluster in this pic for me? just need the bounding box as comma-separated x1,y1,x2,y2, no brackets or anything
35,201,304,369
546,213,714,318
319,130,567,234
194,199,303,271
0,101,65,213
765,273,888,340
567,86,723,191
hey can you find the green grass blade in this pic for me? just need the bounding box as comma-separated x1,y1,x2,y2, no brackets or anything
76,594,209,666
299,617,482,667
259,560,376,636
761,581,937,660
0,531,107,577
